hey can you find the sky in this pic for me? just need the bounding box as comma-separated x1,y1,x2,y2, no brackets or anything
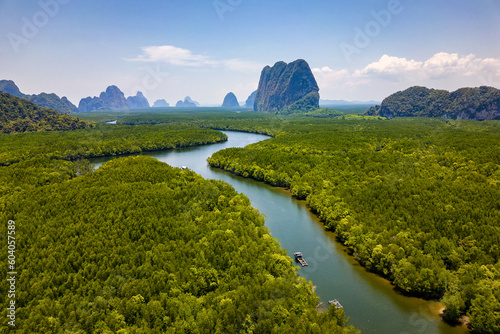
1,0,500,106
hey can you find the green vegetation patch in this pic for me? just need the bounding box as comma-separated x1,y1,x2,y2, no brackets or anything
207,117,500,333
0,124,227,166
0,156,358,333
117,111,286,137
366,86,500,121
0,92,93,133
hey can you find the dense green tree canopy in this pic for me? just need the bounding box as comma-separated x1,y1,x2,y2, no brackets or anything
366,86,500,120
203,116,500,333
0,123,227,166
0,92,92,133
96,111,500,332
0,114,359,333
2,107,498,333
0,156,357,333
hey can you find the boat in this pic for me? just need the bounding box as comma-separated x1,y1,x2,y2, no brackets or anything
328,299,343,309
293,252,308,266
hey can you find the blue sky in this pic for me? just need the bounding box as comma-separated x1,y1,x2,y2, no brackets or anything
1,0,499,106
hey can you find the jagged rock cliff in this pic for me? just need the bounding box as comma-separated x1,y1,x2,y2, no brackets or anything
254,59,320,113
365,86,500,121
78,86,129,112
222,92,239,108
126,91,150,109
0,80,77,114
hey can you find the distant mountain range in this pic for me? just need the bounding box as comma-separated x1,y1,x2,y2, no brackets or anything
0,80,176,112
0,80,78,114
365,86,500,121
4,79,498,120
176,96,199,108
0,79,380,113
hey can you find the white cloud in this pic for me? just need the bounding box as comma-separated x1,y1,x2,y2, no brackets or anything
126,45,262,72
356,54,423,76
314,52,500,100
125,45,214,66
423,52,476,78
358,52,500,80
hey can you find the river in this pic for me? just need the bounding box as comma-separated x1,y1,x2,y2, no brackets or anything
91,131,469,334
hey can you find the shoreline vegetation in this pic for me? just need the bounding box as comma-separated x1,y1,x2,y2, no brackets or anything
1,107,498,333
110,110,499,333
0,111,360,333
0,155,358,333
0,123,228,166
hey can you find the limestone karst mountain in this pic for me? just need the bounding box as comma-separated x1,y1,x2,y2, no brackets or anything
254,59,319,113
222,92,239,108
153,99,170,108
126,91,150,109
78,86,129,112
365,86,500,121
245,90,257,108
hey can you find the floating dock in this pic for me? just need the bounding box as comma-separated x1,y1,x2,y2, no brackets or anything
329,299,343,309
293,252,308,266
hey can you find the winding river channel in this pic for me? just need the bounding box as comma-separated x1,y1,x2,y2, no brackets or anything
91,130,469,334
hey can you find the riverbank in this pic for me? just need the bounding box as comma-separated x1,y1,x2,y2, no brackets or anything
439,308,471,329
229,174,472,332
207,165,473,333
92,130,467,334
0,124,227,166
205,120,500,333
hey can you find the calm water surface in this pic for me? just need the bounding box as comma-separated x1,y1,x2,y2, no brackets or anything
91,131,468,334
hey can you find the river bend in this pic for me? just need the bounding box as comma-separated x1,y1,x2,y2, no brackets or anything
91,131,468,334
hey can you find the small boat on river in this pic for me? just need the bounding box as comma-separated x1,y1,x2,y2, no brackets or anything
329,299,343,309
294,252,308,266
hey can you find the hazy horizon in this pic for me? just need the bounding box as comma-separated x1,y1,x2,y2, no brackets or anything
1,0,499,106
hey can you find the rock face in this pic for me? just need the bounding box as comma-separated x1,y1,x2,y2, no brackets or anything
78,86,129,112
365,86,500,121
245,90,257,108
0,80,78,114
176,96,198,108
222,92,239,108
126,91,150,109
153,99,170,108
254,59,320,112
0,80,24,97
